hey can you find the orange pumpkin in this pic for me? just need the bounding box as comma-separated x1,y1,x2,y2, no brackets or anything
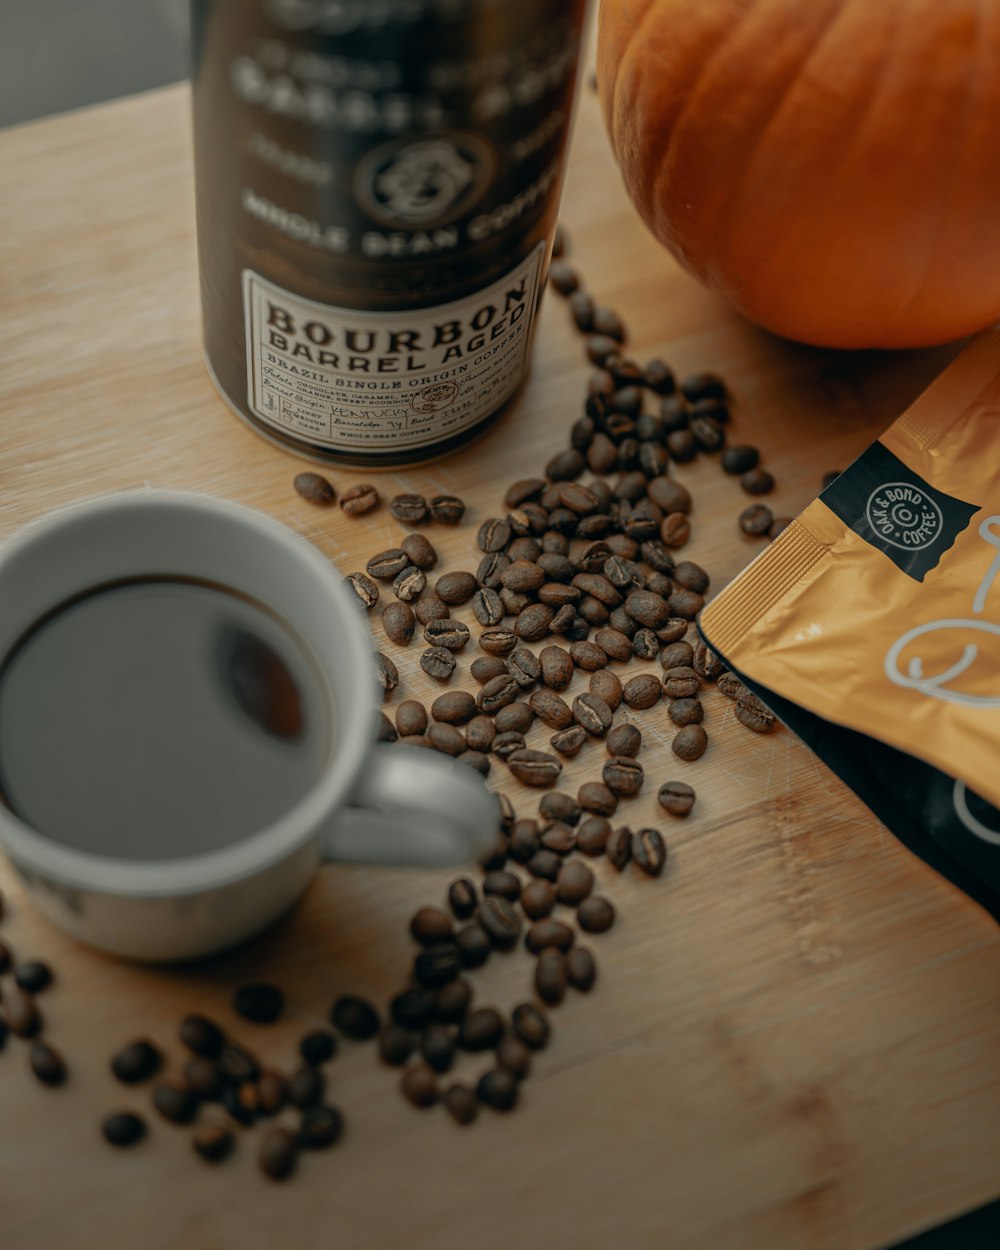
597,0,1000,349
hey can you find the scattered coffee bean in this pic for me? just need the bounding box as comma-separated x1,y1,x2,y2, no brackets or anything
459,1007,505,1052
153,1080,198,1123
607,825,632,871
233,983,284,1025
443,1083,479,1125
494,730,526,759
420,1025,457,1074
399,532,437,570
477,1067,519,1111
508,748,562,787
573,693,613,736
528,689,574,730
525,919,575,954
691,641,723,680
345,571,379,609
721,444,759,475
575,816,611,857
435,570,479,604
549,259,578,295
430,691,476,725
183,1056,224,1100
551,725,587,756
258,1071,290,1115
111,1039,162,1084
367,548,409,581
567,947,597,992
401,1065,438,1108
339,483,380,515
526,848,562,881
667,429,697,461
505,477,547,507
735,690,777,733
540,821,576,854
331,995,380,1040
288,1065,325,1109
415,594,450,625
27,1041,64,1086
435,978,473,1023
535,949,568,1005
471,655,509,684
390,493,429,524
672,724,708,761
587,669,621,712
193,1121,235,1162
603,756,644,797
657,780,696,816
374,651,400,694
479,626,519,656
259,1127,299,1181
179,1015,224,1058
520,879,557,921
464,714,497,753
483,871,522,902
3,988,40,1038
293,471,335,506
389,988,434,1034
393,565,426,602
632,828,668,877
578,781,618,816
496,1035,532,1080
420,646,457,681
394,700,427,738
556,861,595,905
426,722,464,756
656,618,690,643
218,1041,260,1085
414,945,462,986
102,1112,147,1147
409,906,455,946
537,791,580,825
300,1105,344,1149
382,601,416,647
741,467,775,495
507,648,541,690
477,897,522,947
717,671,747,699
739,503,774,535
577,896,616,933
494,703,534,736
430,494,466,524
13,961,52,994
622,673,661,710
668,698,704,727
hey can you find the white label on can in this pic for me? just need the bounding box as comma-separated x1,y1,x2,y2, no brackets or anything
242,242,544,452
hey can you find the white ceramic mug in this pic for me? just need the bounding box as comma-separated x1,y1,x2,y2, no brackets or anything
0,490,498,962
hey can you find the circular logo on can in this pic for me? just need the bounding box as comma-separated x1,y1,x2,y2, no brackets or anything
410,382,458,415
864,481,943,550
356,134,495,229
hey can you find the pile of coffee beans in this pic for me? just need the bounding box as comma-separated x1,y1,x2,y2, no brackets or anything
0,897,65,1089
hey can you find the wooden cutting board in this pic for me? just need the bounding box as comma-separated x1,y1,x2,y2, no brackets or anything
0,79,997,1250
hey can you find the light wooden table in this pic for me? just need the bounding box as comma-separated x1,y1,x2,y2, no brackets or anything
0,82,997,1250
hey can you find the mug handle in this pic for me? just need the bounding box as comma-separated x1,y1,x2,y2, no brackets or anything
320,744,500,867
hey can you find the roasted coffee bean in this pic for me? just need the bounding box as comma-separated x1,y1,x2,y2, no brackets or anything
520,879,557,921
586,669,620,712
233,982,284,1025
604,723,640,758
742,467,775,495
420,1025,457,1074
421,646,457,681
479,626,518,657
625,628,656,662
458,1007,505,1052
225,1085,258,1127
259,1127,299,1181
508,748,562,787
673,724,708,761
477,673,518,714
478,517,512,553
663,666,699,698
660,641,694,671
435,978,473,1023
657,618,690,643
111,1039,162,1084
509,535,543,563
557,482,600,515
514,603,554,641
382,601,416,647
477,896,522,947
548,259,578,294
461,749,491,772
477,1067,519,1112
436,570,479,604
735,690,777,733
468,588,503,629
331,995,380,1040
660,512,692,549
609,385,642,417
591,305,625,341
578,781,618,816
3,988,41,1038
367,548,409,581
483,870,522,902
477,551,511,589
624,589,669,628
498,791,516,831
495,701,534,733
570,639,609,671
507,648,541,688
644,483,689,522
668,697,704,727
576,816,612,856
540,821,576,854
639,441,669,479
153,1081,198,1123
340,482,380,515
577,896,616,934
401,1065,439,1109
623,673,661,710
603,556,643,593
512,1003,550,1051
395,700,429,738
390,493,429,524
218,1041,260,1085
643,358,675,393
739,503,774,535
568,288,595,332
299,1031,337,1067
374,651,399,695
13,961,52,995
680,372,726,403
505,477,547,507
536,644,573,691
527,689,573,731
633,828,668,877
556,861,595,905
508,818,539,863
667,561,706,597
300,1105,344,1149
526,849,562,881
588,431,619,474
603,756,644,797
464,715,497,753
438,1082,478,1127
288,1065,325,1109
179,1015,225,1058
414,946,462,986
495,1035,532,1081
429,494,465,524
550,725,586,756
502,587,532,615
183,1057,224,1100
567,947,597,992
102,1112,147,1148
401,532,438,570
410,906,455,945
721,444,760,475
535,949,568,1005
573,693,613,736
644,572,674,599
390,988,436,1031
660,394,690,433
691,414,725,451
585,334,621,367
393,565,426,602
293,471,335,506
717,671,747,700
442,879,477,924
345,572,379,609
427,723,466,756
667,429,698,462
193,1121,235,1162
537,553,576,584
493,730,526,760
430,691,475,726
539,791,581,825
572,573,621,607
606,825,632,871
468,657,505,688
415,593,450,625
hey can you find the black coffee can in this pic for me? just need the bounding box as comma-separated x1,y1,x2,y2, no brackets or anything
190,0,590,466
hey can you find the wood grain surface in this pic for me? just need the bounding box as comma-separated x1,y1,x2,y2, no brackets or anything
0,81,997,1250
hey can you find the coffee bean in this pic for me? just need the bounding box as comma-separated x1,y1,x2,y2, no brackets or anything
390,493,429,524
659,512,691,549
429,691,474,726
585,334,621,367
381,601,415,647
190,1121,234,1162
508,818,538,862
735,690,777,733
603,756,644,797
435,978,473,1023
556,861,595,905
592,306,625,340
582,672,618,716
288,1065,325,1109
367,548,409,581
549,259,578,295
576,816,612,857
602,724,638,759
437,1082,478,1127
396,534,436,573
550,725,586,756
479,626,518,656
331,995,380,1040
345,571,379,609
477,1067,520,1112
691,414,725,451
535,949,568,1005
573,693,613,737
179,1015,224,1058
483,871,522,902
480,832,510,871
526,848,562,881
500,561,544,595
505,478,547,507
739,503,774,535
502,588,532,615
401,1065,439,1108
409,906,455,946
102,1112,147,1148
493,731,526,760
340,483,380,515
716,671,745,700
415,593,450,625
233,982,284,1025
495,701,534,733
467,588,503,629
259,1127,299,1181
679,372,725,403
659,643,692,673
568,289,595,332
657,618,690,643
523,689,570,732
535,645,572,691
393,565,426,602
300,1105,344,1149
633,828,668,877
435,570,478,604
183,1056,224,1100
390,703,426,742
514,603,554,641
572,573,621,607
578,781,618,816
622,673,661,710
494,1036,531,1082
153,1080,198,1123
475,519,512,557
535,793,578,828
29,1041,65,1087
742,467,775,495
719,444,758,476
661,666,698,699
13,961,52,995
507,648,541,690
672,724,708,761
420,1025,457,1074
461,749,491,774
477,897,522,947
667,429,698,462
508,748,562,787
520,879,557,921
462,715,495,753
507,1007,548,1058
587,431,619,474
111,1039,162,1084
427,723,465,756
607,825,632,870
429,494,466,524
577,896,616,934
420,647,457,681
390,989,436,1032
476,673,517,714
293,471,335,506
576,597,607,628
414,946,462,986
471,656,508,685
569,640,609,671
557,482,600,516
374,651,400,695
458,1007,505,1052
218,1040,260,1085
623,589,668,629
667,697,703,728
3,988,41,1038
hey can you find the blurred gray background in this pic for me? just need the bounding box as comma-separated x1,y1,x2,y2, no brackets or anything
0,0,191,128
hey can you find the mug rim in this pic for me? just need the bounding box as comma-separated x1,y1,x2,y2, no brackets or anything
0,488,374,897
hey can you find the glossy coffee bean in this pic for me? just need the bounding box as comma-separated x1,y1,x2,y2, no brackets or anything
567,947,597,992
401,1065,439,1108
153,1081,199,1124
193,1121,235,1162
14,961,52,994
535,949,568,1005
633,828,668,877
379,1024,417,1067
102,1112,147,1147
300,1105,344,1149
111,1039,163,1084
233,983,284,1024
259,1127,299,1181
477,1067,519,1111
576,816,612,856
512,1003,550,1049
178,1014,225,1059
520,879,557,920
577,896,616,933
443,1083,479,1125
299,1030,337,1066
496,1035,533,1079
409,906,455,945
331,995,380,1039
556,861,595,905
434,978,473,1023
